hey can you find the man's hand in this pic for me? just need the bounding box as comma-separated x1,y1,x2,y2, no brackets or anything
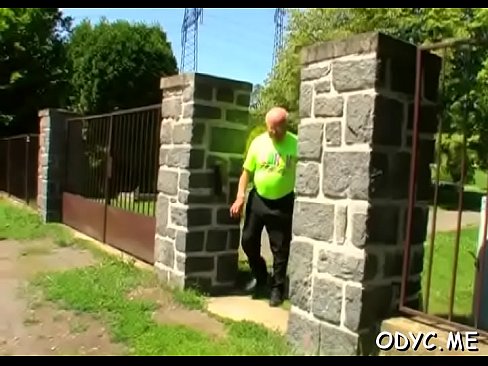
230,196,245,218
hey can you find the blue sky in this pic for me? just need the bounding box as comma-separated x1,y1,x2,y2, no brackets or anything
62,8,279,86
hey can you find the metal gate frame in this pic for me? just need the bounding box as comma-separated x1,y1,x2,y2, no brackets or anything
400,37,488,337
62,104,161,264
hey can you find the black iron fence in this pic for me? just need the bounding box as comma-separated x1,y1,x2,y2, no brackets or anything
0,134,39,207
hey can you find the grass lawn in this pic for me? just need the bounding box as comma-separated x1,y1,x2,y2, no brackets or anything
422,226,478,323
0,197,292,356
109,198,155,216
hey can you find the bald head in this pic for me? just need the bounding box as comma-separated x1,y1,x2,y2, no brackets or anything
265,107,288,141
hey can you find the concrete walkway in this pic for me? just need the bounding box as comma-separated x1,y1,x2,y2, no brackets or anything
207,296,289,334
209,207,480,336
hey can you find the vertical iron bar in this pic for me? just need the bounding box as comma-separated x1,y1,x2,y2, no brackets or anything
475,172,488,328
24,136,30,205
145,110,152,215
124,113,135,211
153,107,161,217
133,111,143,214
103,115,114,243
400,47,423,308
140,110,150,215
87,119,96,200
424,47,448,313
448,131,467,321
113,115,122,209
6,139,10,197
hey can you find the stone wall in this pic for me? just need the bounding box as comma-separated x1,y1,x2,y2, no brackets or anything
38,109,78,222
286,32,441,355
155,73,252,294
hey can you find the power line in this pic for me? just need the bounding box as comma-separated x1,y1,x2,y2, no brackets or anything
272,8,286,69
180,8,203,73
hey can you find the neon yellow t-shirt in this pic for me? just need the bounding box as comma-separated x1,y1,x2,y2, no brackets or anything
243,131,298,200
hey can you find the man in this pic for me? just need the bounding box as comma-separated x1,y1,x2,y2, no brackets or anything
230,106,297,307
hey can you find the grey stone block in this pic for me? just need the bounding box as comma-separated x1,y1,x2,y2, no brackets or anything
162,98,182,118
383,249,403,277
344,284,393,332
157,168,178,195
216,208,240,225
315,80,331,94
209,127,247,154
155,236,174,268
293,201,334,242
159,147,169,165
226,109,249,125
206,230,228,252
172,123,206,145
301,32,380,66
390,152,410,199
216,253,238,282
369,152,389,198
312,277,342,325
160,122,172,144
314,96,344,117
322,151,370,200
287,310,320,355
319,322,359,356
345,93,374,145
332,58,377,92
176,254,185,272
235,93,251,107
351,212,367,248
325,121,341,147
372,95,404,147
193,104,222,119
299,83,313,118
171,206,213,227
194,82,213,100
295,162,320,197
155,194,169,236
288,241,314,312
368,205,400,244
335,205,347,244
317,250,368,282
174,230,205,253
186,256,215,273
228,229,241,250
297,123,323,161
216,87,234,102
166,147,205,169
301,65,331,81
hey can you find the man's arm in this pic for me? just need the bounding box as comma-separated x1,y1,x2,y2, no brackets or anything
236,169,251,201
230,140,256,218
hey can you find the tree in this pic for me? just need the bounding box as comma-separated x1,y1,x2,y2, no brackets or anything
0,8,72,135
67,18,178,114
256,8,488,183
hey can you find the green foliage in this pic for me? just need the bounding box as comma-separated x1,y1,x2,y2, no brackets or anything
67,18,178,114
256,8,488,184
0,8,71,135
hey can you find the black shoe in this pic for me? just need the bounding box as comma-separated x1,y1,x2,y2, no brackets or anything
244,278,269,299
269,287,284,307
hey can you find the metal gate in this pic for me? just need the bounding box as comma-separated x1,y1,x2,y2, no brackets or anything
400,38,488,337
62,104,161,264
0,134,39,207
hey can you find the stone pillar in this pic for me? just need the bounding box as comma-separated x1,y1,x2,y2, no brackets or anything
155,73,252,294
38,109,78,223
286,32,441,355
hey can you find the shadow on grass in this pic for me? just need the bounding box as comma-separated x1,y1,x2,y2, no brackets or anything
432,183,485,212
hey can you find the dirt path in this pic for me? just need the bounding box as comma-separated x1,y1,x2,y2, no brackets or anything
0,239,123,356
0,238,232,356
